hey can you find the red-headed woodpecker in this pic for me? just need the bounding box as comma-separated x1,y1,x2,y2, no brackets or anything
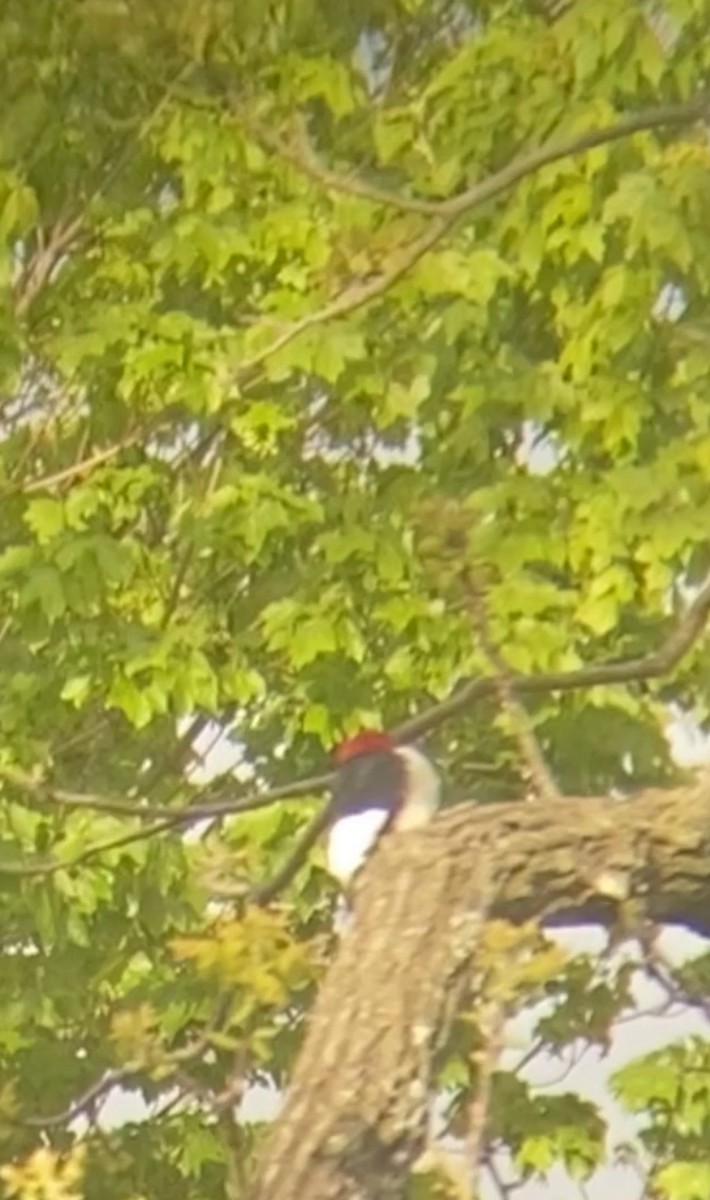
326,730,441,888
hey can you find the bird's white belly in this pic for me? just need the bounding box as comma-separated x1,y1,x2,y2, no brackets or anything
326,809,391,885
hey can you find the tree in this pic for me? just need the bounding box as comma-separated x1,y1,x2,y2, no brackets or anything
1,1,710,1197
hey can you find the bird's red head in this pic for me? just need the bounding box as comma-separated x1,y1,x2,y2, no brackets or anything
334,729,395,766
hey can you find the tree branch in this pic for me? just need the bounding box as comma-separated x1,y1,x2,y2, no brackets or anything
235,96,709,385
3,573,709,887
397,572,710,742
0,763,332,827
249,573,710,900
250,802,334,906
22,995,229,1130
255,97,709,220
0,813,180,878
234,213,453,382
247,778,710,1200
440,96,709,222
461,563,560,804
14,212,85,319
12,65,196,320
18,431,145,495
250,119,444,216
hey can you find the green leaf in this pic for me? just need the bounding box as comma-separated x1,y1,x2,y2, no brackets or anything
178,1124,227,1179
24,498,65,544
107,675,155,729
381,374,431,425
656,1163,710,1200
19,565,66,622
0,184,38,238
0,545,34,575
292,56,355,118
290,616,338,668
60,675,92,707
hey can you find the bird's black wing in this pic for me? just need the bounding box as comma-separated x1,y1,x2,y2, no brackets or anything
331,750,405,821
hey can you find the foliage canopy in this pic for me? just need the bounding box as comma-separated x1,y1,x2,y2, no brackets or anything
2,1,710,1197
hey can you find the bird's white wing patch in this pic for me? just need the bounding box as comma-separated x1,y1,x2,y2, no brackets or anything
326,809,391,885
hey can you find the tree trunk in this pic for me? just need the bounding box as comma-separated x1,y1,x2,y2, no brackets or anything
248,781,710,1200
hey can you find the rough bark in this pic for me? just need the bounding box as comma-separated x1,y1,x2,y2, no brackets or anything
248,779,710,1200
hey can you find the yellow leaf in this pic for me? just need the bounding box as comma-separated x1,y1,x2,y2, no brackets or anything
0,1143,87,1200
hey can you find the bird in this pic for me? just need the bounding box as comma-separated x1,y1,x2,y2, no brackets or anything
326,729,441,891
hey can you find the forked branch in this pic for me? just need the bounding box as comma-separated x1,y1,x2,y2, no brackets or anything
248,778,710,1200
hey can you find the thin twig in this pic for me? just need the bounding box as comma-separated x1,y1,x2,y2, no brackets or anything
251,118,443,216
640,933,710,1024
0,812,180,878
0,763,330,825
136,713,213,798
14,212,86,319
463,567,560,804
484,1155,524,1199
21,1067,133,1130
15,431,145,495
234,213,452,383
14,64,195,319
22,997,227,1129
250,801,334,906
